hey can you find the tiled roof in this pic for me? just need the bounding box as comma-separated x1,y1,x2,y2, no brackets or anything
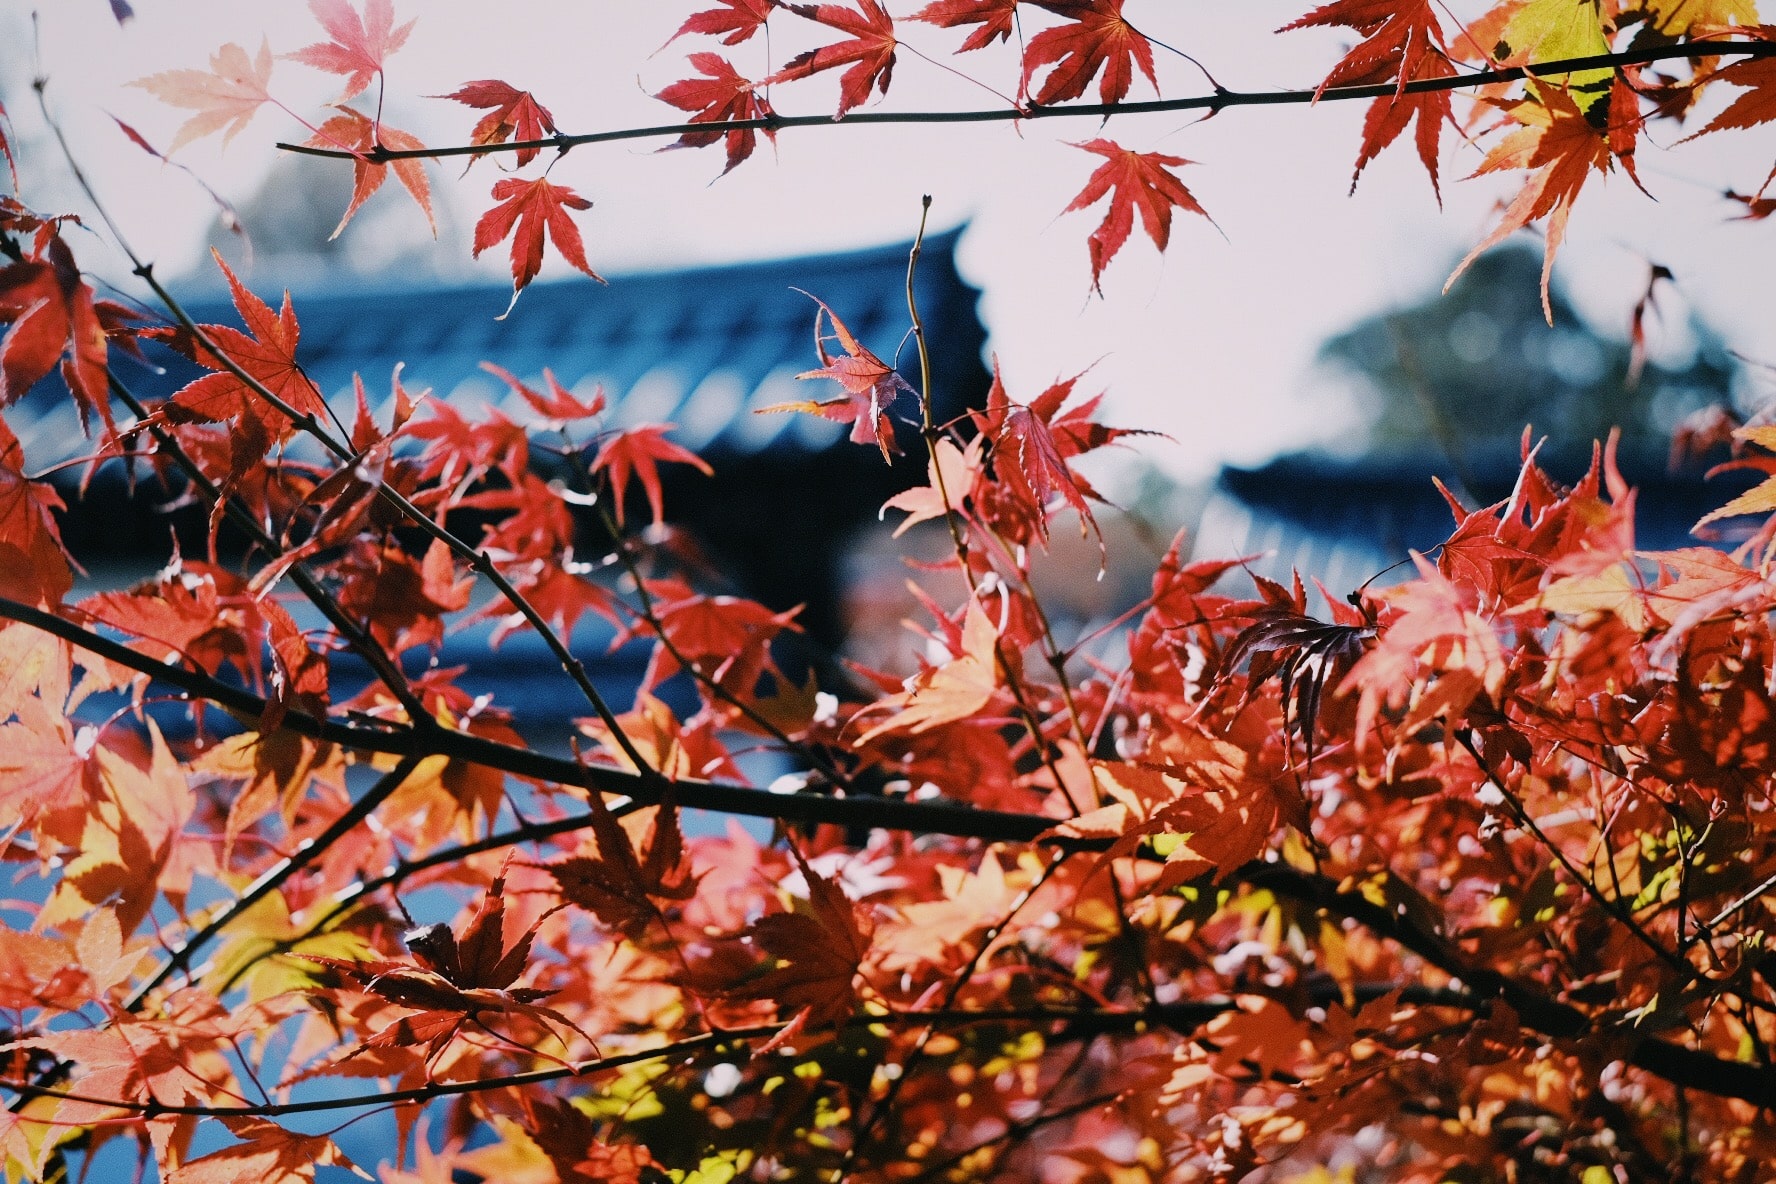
12,229,987,469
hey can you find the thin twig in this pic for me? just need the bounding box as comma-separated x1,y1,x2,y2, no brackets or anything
126,754,426,1005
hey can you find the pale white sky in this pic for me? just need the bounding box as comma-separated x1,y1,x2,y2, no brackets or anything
8,1,1776,479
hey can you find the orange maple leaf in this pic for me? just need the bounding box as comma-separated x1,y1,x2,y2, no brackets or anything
772,1,899,118
132,39,276,154
1445,90,1612,323
304,106,434,239
288,0,415,102
472,177,603,316
880,436,980,536
164,1117,365,1184
1021,0,1157,105
856,597,1001,741
1063,138,1213,291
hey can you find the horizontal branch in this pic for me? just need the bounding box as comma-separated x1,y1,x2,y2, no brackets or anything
0,989,1477,1119
276,40,1776,164
0,594,1075,846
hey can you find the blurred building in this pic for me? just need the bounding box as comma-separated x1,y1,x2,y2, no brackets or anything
1198,246,1750,591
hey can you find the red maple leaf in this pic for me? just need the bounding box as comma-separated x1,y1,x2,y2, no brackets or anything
912,0,1020,51
591,423,714,528
471,549,620,648
728,845,873,1025
1063,138,1213,291
482,361,605,423
310,868,589,1064
657,53,778,175
978,365,1106,551
1280,0,1446,91
1687,48,1776,197
548,792,697,938
150,252,329,431
668,0,774,45
471,177,603,316
1352,83,1454,197
145,253,332,530
288,0,416,102
1021,0,1157,105
0,235,113,436
434,79,559,168
1279,0,1455,195
762,295,912,460
772,1,899,119
0,418,73,607
1693,54,1776,137
620,577,801,699
304,106,434,239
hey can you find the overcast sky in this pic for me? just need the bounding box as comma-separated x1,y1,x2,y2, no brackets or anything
8,1,1776,480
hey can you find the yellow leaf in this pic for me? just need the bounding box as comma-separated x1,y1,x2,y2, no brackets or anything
1527,563,1647,630
1643,0,1758,37
1498,0,1613,120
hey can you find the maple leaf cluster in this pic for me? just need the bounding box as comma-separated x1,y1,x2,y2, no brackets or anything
7,1,1776,1182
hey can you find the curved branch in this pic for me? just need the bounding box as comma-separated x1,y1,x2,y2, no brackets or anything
276,41,1776,164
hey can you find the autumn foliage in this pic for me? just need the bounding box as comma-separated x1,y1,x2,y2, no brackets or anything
9,2,1776,1183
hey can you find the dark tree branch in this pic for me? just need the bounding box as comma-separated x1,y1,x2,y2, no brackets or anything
276,41,1776,164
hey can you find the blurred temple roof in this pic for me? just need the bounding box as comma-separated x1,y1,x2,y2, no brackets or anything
22,230,990,675
1198,443,1757,594
14,228,985,469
